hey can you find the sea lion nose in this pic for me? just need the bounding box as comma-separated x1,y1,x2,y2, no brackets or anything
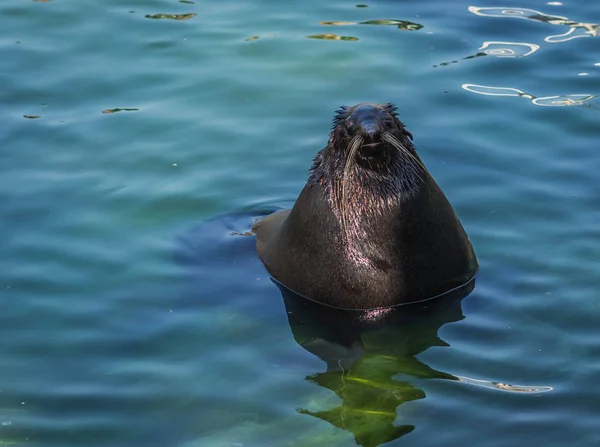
361,122,378,140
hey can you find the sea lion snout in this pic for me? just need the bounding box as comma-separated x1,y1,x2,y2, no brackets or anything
344,103,393,138
351,115,379,139
339,104,401,158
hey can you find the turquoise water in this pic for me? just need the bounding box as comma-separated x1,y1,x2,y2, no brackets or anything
2,0,599,446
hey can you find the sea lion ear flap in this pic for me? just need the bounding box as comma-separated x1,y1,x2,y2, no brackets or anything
382,102,411,139
382,102,398,117
332,106,350,129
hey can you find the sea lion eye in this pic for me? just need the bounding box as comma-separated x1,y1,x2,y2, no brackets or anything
382,117,395,128
344,120,357,136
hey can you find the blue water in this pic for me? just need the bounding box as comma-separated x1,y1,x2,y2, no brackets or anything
1,0,599,446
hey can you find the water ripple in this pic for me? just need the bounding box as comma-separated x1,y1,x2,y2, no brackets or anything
434,41,539,67
469,5,599,43
1,1,600,446
479,41,539,57
462,84,596,107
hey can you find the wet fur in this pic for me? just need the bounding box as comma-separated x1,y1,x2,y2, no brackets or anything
253,103,477,309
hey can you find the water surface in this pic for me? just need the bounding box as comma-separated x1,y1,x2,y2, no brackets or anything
1,0,599,446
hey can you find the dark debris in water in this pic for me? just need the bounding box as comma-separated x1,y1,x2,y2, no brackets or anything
23,115,41,119
319,19,423,30
145,13,196,21
434,52,487,68
361,19,423,30
102,108,139,114
308,34,359,41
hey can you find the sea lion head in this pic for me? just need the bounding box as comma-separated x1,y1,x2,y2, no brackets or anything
310,103,426,215
330,103,414,163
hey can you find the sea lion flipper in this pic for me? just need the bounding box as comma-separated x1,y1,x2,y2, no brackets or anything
252,209,290,234
253,209,291,259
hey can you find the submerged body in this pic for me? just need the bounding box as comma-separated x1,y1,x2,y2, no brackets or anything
253,103,477,310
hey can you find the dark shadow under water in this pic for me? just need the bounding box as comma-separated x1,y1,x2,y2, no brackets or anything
279,279,474,447
168,210,480,447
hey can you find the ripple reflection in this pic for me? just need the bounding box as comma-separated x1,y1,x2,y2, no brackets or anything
468,6,598,43
479,41,539,57
462,84,596,107
434,41,539,67
276,276,552,446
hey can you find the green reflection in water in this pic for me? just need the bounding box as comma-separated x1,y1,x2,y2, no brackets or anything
280,279,552,447
282,286,467,447
297,350,434,446
320,21,356,26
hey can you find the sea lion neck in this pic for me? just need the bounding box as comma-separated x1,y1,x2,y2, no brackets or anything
307,104,429,247
307,135,425,207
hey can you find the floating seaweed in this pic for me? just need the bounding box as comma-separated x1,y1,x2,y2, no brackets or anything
102,108,139,114
308,33,359,41
145,13,196,21
319,19,423,31
359,19,423,30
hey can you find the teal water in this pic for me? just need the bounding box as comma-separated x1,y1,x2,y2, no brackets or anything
1,0,599,446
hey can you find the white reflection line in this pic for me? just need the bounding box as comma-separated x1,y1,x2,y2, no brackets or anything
545,26,597,43
467,6,569,22
480,41,540,57
461,84,526,97
462,84,596,107
456,375,554,394
532,94,596,106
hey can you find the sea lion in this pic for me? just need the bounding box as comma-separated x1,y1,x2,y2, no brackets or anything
253,103,478,310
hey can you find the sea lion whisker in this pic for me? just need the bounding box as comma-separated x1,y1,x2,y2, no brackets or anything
381,132,425,184
341,134,363,237
381,132,423,169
